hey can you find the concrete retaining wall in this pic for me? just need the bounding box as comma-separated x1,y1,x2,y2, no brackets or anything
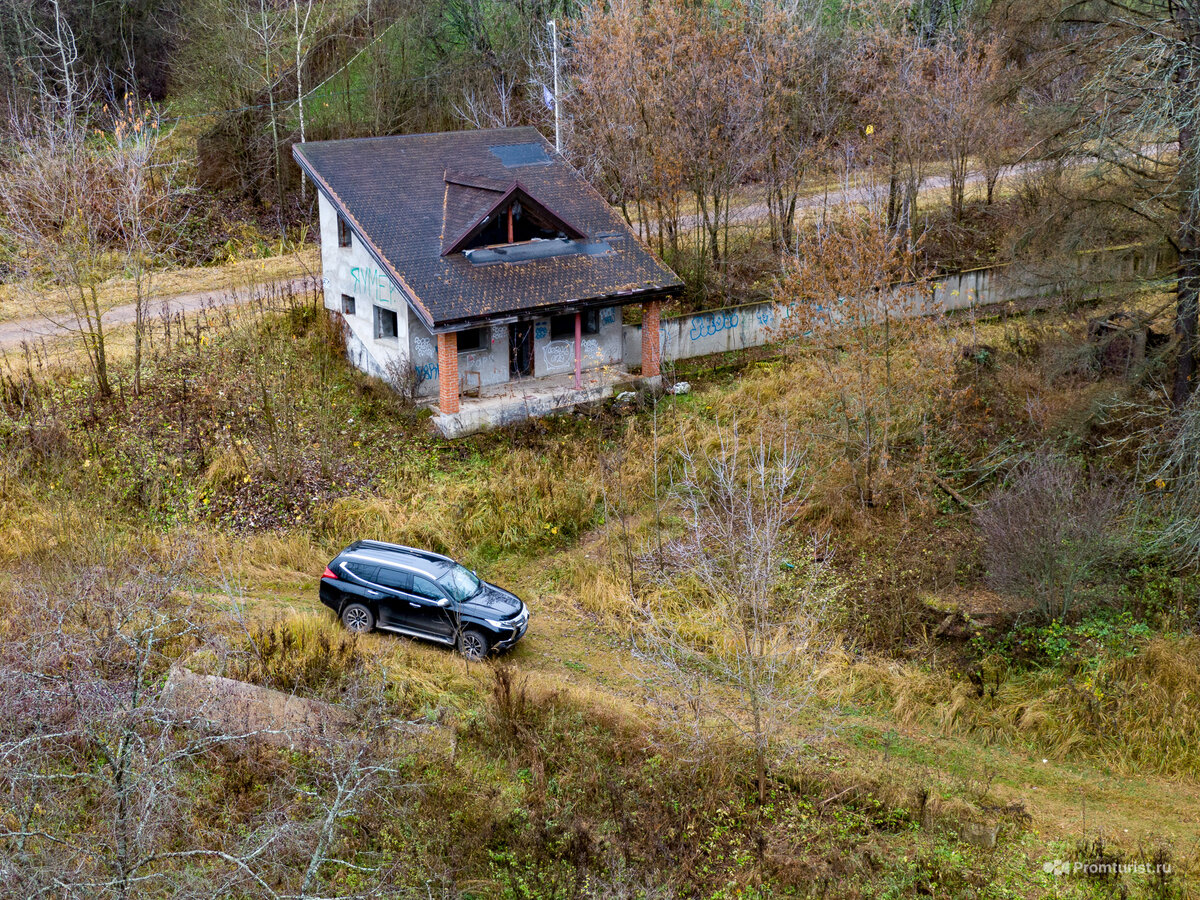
624,248,1170,369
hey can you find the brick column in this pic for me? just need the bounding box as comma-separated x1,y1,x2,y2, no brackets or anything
641,300,662,377
437,332,459,414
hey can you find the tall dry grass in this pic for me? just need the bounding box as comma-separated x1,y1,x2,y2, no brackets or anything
841,636,1200,778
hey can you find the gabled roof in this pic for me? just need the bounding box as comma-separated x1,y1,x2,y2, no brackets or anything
293,127,683,330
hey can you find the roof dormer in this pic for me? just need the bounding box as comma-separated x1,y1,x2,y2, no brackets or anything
442,179,585,257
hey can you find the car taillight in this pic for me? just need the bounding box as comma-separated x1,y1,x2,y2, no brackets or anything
322,566,338,580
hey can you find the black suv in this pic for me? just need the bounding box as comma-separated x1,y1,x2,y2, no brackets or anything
319,540,529,659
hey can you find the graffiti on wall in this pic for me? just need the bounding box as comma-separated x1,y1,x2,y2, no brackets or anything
601,308,617,326
534,322,549,340
414,362,439,382
582,338,602,362
543,340,573,367
689,310,740,341
350,266,401,305
413,336,434,360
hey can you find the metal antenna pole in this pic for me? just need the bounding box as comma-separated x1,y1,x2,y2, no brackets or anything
550,19,561,154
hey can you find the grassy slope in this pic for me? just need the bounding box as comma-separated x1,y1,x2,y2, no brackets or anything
2,290,1197,897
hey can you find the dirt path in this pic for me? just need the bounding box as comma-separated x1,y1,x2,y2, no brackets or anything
0,277,314,351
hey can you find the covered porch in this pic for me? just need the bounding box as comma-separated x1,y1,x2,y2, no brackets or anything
429,366,640,438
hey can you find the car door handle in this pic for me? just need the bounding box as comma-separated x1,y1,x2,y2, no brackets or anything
409,602,421,608
366,590,383,598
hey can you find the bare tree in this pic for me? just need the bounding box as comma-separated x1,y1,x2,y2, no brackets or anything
637,421,834,806
109,95,186,395
776,186,943,508
0,29,116,395
925,35,1008,220
1024,0,1200,407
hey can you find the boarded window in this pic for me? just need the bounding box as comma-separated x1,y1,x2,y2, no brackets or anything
341,294,355,315
375,306,398,340
456,327,486,354
337,213,352,247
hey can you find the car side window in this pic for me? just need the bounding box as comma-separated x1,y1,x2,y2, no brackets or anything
410,576,443,601
342,562,378,583
374,568,412,591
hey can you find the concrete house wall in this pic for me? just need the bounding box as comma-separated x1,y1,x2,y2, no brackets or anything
318,192,409,381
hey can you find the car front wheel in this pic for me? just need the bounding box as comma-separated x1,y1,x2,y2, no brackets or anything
341,603,374,634
458,628,490,661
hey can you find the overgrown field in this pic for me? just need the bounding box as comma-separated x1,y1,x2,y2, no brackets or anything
1,287,1197,898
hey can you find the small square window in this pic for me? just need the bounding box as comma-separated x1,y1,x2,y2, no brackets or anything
456,327,486,354
374,306,398,340
341,294,356,315
550,310,599,340
337,213,352,248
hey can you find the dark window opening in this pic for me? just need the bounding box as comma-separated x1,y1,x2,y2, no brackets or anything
375,306,398,340
341,294,355,315
456,327,486,354
550,310,599,341
337,213,352,248
465,199,564,251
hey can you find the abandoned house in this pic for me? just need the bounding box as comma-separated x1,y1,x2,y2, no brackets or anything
292,127,683,436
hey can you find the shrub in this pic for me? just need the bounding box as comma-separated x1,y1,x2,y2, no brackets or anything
975,452,1130,622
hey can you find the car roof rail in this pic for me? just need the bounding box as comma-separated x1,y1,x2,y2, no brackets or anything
349,539,454,565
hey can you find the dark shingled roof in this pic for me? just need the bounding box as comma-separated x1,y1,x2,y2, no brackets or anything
293,127,683,330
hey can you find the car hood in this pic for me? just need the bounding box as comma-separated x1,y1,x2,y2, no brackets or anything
458,582,523,619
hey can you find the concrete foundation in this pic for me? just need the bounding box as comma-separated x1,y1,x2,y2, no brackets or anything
430,368,635,438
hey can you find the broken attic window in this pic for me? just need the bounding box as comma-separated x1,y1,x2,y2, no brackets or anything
488,143,551,167
464,197,564,250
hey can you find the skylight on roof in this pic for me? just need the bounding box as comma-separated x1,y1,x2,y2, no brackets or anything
489,143,551,168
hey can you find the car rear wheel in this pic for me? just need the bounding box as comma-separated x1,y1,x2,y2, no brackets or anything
458,628,490,661
341,603,374,634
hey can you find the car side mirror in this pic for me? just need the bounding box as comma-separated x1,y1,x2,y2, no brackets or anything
437,597,451,608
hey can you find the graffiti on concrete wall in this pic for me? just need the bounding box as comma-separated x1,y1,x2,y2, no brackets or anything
601,308,617,326
413,336,434,360
534,322,549,340
543,340,573,367
350,266,401,305
689,310,740,341
582,338,601,362
415,362,439,382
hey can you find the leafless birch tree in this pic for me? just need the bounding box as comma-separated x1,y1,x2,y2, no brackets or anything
637,421,834,805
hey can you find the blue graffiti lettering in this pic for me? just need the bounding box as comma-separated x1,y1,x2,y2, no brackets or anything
414,362,439,382
534,322,549,340
601,308,617,326
689,310,740,341
349,266,400,305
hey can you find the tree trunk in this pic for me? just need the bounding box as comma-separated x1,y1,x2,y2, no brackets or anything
1175,4,1200,408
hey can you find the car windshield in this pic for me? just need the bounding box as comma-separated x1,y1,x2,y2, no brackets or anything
437,564,481,602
